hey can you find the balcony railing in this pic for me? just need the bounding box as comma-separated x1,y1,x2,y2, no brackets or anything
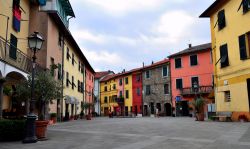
115,97,124,103
180,86,213,96
0,37,44,74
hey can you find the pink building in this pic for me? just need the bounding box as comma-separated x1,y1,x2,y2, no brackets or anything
85,67,95,113
169,43,214,117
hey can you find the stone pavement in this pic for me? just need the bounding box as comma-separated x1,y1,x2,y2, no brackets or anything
0,117,250,149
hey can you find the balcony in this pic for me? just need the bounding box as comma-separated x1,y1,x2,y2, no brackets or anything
39,0,75,28
180,86,213,96
0,37,44,73
115,97,124,103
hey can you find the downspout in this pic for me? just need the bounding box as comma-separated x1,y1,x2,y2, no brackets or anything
61,35,65,122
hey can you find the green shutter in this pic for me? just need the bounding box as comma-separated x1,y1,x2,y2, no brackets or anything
239,34,248,60
9,34,17,60
218,10,226,30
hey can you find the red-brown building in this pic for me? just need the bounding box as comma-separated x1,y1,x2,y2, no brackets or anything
132,69,143,115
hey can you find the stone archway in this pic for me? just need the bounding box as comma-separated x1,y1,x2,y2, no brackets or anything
3,71,27,118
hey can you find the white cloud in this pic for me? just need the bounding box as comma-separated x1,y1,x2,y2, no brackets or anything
82,0,164,16
152,10,196,43
71,29,106,44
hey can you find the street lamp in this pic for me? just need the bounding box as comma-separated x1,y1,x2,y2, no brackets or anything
23,32,44,143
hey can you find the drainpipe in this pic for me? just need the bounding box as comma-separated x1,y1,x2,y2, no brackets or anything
60,34,65,122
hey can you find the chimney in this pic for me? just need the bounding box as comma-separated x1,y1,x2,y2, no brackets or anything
143,62,144,68
188,44,192,48
151,61,154,65
123,69,125,73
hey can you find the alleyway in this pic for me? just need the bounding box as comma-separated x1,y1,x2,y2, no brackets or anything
1,117,250,149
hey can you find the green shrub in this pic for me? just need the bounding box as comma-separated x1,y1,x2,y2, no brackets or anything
50,113,57,118
0,119,25,141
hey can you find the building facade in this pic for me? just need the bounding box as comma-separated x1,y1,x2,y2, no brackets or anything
85,66,95,114
132,69,143,115
94,71,114,116
200,0,250,121
0,0,36,119
169,43,214,117
142,59,171,116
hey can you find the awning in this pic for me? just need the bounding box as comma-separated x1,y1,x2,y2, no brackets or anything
64,95,79,105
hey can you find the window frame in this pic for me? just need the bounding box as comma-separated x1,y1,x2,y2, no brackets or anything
190,54,198,66
176,78,183,89
145,70,150,79
162,66,169,77
175,57,182,69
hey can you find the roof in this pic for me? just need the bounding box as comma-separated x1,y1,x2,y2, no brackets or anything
59,0,75,17
95,71,114,79
143,59,169,70
199,0,228,18
50,13,95,73
168,43,211,58
99,59,169,82
100,74,119,82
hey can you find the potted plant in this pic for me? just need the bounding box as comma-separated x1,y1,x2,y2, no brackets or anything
238,114,248,122
16,71,62,140
50,113,57,124
82,102,94,120
193,97,205,121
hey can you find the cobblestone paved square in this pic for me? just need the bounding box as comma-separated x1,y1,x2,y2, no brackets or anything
0,117,250,149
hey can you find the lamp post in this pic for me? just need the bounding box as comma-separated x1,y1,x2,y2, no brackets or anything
23,32,44,143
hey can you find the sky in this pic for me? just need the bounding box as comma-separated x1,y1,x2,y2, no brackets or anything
69,0,215,73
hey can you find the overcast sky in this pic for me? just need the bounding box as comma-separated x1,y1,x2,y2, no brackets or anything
69,0,215,73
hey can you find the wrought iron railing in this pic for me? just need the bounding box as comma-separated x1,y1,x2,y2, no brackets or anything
0,37,44,74
180,86,213,95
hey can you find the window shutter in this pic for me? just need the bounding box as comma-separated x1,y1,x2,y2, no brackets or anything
218,10,226,30
239,34,247,60
10,34,17,60
220,44,229,68
243,0,250,13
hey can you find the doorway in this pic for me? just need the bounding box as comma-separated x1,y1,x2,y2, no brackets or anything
135,106,138,116
182,101,189,116
125,106,128,116
150,102,154,114
164,103,172,116
144,105,148,116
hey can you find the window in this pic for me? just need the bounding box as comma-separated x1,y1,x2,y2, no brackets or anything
191,77,199,88
113,84,116,90
104,86,107,91
78,80,81,92
190,55,198,66
238,33,250,60
241,0,250,14
220,44,229,68
145,71,150,79
224,91,231,102
66,72,70,87
10,34,17,60
119,91,122,97
164,84,169,94
57,63,62,80
218,9,226,30
136,75,141,82
78,61,81,72
50,57,55,77
119,79,122,86
125,77,128,84
81,82,84,93
176,79,183,89
66,48,71,60
162,66,168,77
125,90,129,98
104,97,108,103
175,58,182,68
137,88,140,96
72,76,75,90
146,85,151,95
72,54,75,65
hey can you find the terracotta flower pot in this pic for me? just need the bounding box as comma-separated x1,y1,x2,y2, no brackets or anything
51,117,57,124
36,120,49,140
197,113,204,121
86,114,91,120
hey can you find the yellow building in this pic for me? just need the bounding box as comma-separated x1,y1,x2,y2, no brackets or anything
123,74,133,116
63,39,85,120
100,74,118,116
0,0,32,118
200,0,250,121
